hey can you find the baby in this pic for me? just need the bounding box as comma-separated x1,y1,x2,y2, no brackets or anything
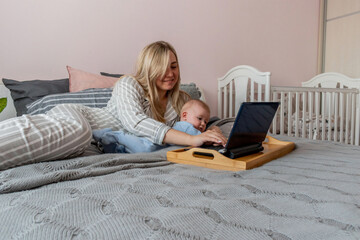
93,99,210,153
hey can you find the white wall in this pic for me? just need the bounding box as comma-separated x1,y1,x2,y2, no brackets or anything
0,0,320,115
323,0,360,77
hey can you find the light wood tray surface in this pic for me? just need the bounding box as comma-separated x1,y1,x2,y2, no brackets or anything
167,136,295,171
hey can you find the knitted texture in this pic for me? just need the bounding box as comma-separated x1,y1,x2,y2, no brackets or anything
0,135,359,239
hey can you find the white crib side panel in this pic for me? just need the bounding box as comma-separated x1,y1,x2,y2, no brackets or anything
271,86,359,145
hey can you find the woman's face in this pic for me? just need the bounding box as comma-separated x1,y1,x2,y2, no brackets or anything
156,51,179,95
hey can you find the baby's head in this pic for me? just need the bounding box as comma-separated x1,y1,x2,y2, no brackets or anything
180,99,210,132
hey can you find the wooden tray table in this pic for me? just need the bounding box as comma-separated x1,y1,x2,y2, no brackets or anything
167,136,295,171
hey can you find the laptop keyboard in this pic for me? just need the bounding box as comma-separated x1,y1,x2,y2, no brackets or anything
201,145,224,151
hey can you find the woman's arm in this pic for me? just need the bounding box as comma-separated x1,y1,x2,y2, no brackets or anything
109,76,171,145
163,128,227,147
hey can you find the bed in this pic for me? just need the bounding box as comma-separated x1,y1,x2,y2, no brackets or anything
1,66,360,240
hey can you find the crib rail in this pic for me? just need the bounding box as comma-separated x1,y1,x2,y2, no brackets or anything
218,84,268,118
271,86,360,145
218,65,271,119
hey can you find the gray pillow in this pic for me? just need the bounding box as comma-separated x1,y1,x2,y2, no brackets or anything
180,83,201,100
100,72,123,78
2,78,69,116
100,72,201,100
27,88,112,115
27,83,202,115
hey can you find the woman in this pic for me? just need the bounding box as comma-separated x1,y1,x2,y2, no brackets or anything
0,41,226,170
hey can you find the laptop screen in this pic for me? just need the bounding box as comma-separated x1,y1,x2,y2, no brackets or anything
225,102,279,150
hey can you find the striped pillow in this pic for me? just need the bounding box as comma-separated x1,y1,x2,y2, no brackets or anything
26,83,202,115
27,88,113,115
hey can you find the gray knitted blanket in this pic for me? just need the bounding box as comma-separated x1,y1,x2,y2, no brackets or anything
0,135,359,239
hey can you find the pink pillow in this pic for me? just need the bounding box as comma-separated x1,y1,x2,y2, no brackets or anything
67,66,119,92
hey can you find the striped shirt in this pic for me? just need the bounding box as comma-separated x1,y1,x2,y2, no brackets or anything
104,76,180,145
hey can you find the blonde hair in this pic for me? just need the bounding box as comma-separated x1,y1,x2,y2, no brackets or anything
134,41,189,122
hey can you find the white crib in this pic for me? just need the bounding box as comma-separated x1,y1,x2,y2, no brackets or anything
218,67,360,146
271,73,360,145
271,86,359,145
218,65,271,118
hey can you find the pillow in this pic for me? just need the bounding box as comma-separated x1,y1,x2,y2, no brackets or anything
67,66,118,92
100,72,123,78
27,88,113,115
99,72,202,100
2,78,69,116
26,82,202,115
180,83,202,100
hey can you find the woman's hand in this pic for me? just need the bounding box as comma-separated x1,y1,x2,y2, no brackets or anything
163,128,227,147
206,125,222,134
190,128,227,147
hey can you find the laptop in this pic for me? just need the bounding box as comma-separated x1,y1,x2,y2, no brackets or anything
198,102,280,159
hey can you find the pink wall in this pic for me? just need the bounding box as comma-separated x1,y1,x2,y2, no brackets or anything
0,0,320,115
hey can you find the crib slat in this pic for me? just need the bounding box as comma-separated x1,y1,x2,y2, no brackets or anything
339,92,344,143
308,91,313,140
356,95,360,145
334,92,339,142
350,93,356,145
257,83,262,101
321,93,326,140
345,94,350,144
250,80,255,102
224,85,228,118
287,92,293,137
294,92,300,137
229,82,233,117
302,91,307,138
315,92,320,140
327,92,333,141
272,91,278,134
218,88,221,118
280,92,285,135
